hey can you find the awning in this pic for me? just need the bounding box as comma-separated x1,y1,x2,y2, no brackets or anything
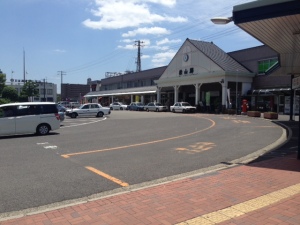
84,86,157,98
233,0,300,76
252,88,291,95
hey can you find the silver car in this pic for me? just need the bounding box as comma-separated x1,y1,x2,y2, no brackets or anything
144,102,167,112
109,102,127,110
170,102,196,113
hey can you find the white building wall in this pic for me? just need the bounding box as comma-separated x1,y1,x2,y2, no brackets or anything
160,42,223,79
6,81,57,102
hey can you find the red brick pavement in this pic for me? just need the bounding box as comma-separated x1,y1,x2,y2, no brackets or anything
0,154,299,225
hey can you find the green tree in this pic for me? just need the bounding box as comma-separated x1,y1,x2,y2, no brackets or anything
0,69,6,94
20,80,39,101
2,86,18,102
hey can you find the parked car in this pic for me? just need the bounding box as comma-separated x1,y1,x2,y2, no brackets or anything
57,104,67,112
66,103,111,118
58,111,65,122
127,102,144,111
170,102,196,113
144,102,167,112
109,102,128,110
0,102,60,136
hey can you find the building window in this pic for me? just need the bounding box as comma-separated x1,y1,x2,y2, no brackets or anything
179,70,182,75
258,58,278,75
47,89,53,95
184,69,188,74
190,68,194,74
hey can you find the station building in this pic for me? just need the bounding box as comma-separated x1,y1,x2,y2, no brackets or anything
84,38,293,114
84,0,300,115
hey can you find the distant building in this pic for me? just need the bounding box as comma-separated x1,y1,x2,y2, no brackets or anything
87,78,101,92
6,79,57,102
61,83,90,103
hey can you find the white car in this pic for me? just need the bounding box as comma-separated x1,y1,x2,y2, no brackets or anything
0,102,60,136
66,103,111,118
109,102,127,110
170,102,196,113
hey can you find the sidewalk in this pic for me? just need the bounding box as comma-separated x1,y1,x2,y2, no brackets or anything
1,116,299,225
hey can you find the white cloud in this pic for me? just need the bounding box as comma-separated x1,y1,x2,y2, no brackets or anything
53,49,66,53
152,50,176,66
82,0,187,30
143,0,176,7
122,27,170,37
156,38,181,45
141,54,150,59
118,39,151,49
120,39,135,43
117,44,136,50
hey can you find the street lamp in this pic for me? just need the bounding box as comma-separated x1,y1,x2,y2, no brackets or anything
211,17,233,25
211,16,237,113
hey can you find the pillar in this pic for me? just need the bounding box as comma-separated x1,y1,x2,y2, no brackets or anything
221,80,227,108
156,87,161,103
173,85,180,104
141,95,144,104
194,83,201,106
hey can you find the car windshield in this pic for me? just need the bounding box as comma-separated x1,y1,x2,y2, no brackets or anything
156,103,162,106
182,102,191,106
137,103,143,106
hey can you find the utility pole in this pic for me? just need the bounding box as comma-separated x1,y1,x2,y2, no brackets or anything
23,49,26,82
135,40,144,72
57,71,66,97
43,78,46,101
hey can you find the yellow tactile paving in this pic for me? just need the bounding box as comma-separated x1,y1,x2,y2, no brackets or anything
202,212,231,223
218,207,245,218
175,183,300,225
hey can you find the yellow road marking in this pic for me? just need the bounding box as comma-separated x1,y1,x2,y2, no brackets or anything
175,183,300,224
232,120,251,124
175,142,216,154
61,117,215,158
85,166,129,187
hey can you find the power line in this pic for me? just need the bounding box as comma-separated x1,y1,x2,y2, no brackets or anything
61,0,253,75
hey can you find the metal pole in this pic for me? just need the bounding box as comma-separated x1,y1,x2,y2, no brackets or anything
298,92,300,160
43,79,46,101
290,74,294,121
236,71,238,114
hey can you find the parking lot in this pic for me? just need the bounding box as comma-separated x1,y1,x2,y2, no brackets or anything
0,111,285,215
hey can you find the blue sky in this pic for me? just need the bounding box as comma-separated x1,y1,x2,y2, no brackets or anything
1,0,261,93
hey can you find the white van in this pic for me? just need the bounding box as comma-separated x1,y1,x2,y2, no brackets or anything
0,102,61,136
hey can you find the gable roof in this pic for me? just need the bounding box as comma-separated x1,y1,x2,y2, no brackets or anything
187,39,250,73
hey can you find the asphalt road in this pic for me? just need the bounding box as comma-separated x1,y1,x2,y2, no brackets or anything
0,111,285,215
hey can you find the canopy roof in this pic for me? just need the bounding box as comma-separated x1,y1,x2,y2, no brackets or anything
233,0,300,75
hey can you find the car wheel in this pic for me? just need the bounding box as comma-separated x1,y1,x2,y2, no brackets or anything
156,108,159,112
120,107,123,110
36,124,50,135
110,107,113,110
97,111,104,117
172,109,175,113
146,108,149,112
182,109,186,113
70,113,77,118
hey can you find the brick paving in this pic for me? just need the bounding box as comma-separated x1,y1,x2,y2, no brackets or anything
0,117,299,225
1,155,299,225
